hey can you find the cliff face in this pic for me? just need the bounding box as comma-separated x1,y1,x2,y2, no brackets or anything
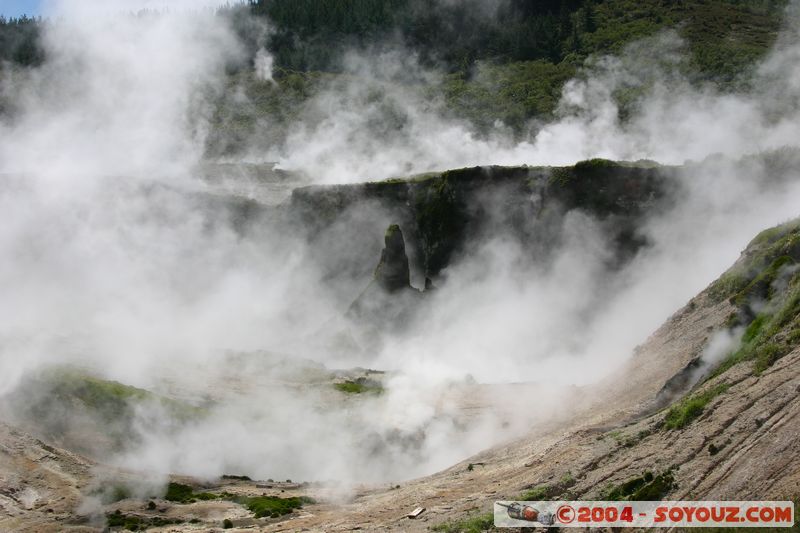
289,161,678,284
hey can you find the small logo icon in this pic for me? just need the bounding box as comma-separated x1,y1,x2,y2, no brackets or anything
498,502,554,525
557,504,576,524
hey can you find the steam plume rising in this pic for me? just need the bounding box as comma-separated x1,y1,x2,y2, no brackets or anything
0,0,799,487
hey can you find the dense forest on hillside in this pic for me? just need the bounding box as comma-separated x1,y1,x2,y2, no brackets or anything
2,0,787,77
211,0,791,155
0,0,791,156
0,16,42,66
242,0,787,77
251,0,586,70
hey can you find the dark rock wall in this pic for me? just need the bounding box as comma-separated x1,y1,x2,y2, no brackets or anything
289,161,680,284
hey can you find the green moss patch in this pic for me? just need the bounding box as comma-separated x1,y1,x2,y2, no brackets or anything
13,366,208,454
731,255,795,307
333,379,383,394
161,483,314,520
164,482,194,503
663,383,729,430
238,495,315,518
519,485,552,501
38,367,205,421
431,511,495,533
706,219,800,378
221,474,252,481
519,473,577,501
106,510,184,531
606,470,675,501
163,482,224,504
715,281,800,377
709,218,800,303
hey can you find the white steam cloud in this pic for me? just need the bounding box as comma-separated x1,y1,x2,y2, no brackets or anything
271,12,800,184
0,0,799,490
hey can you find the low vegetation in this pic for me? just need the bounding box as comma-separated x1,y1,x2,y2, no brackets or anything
8,367,208,455
160,482,314,520
334,379,383,394
430,511,495,533
106,510,184,531
721,284,800,376
707,219,800,377
663,383,729,430
2,0,790,157
165,482,202,503
221,474,252,481
709,218,800,303
0,16,41,66
519,485,553,501
34,366,204,421
238,495,315,518
163,482,228,503
605,470,675,501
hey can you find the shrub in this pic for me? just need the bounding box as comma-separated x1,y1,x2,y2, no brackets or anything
221,474,252,481
162,482,223,504
238,495,314,518
164,482,194,503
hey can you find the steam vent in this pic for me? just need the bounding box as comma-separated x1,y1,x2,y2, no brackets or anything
373,224,411,292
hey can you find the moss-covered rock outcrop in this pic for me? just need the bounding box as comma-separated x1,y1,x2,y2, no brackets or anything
290,161,676,282
707,218,800,377
347,223,423,339
1,367,206,458
373,224,411,292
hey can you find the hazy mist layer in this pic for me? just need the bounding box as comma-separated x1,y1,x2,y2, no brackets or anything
1,0,799,485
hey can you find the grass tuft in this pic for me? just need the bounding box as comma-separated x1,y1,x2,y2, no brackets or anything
663,384,729,430
333,380,383,394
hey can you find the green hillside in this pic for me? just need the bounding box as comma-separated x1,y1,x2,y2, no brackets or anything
207,0,790,153
248,0,786,80
0,1,790,154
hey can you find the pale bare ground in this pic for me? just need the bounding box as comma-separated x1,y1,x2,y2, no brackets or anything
0,422,96,532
